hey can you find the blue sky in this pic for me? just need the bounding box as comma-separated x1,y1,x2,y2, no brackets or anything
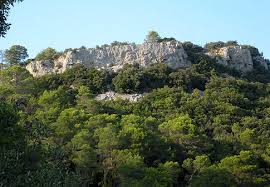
0,0,269,59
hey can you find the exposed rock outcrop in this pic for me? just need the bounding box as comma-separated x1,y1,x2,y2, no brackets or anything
207,46,254,72
26,60,54,76
95,91,143,102
26,41,270,77
27,41,191,77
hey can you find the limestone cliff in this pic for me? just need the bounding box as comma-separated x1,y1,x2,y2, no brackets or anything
207,46,253,72
26,41,191,77
207,45,269,72
26,41,269,77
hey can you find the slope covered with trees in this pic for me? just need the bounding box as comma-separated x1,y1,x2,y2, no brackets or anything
1,42,270,186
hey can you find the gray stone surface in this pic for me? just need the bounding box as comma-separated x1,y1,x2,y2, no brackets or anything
207,46,254,72
26,42,270,77
95,91,143,102
26,41,191,77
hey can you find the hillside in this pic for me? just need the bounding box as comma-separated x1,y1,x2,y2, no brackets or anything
1,0,270,186
1,38,270,186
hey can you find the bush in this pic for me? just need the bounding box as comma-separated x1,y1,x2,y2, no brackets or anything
182,42,205,64
204,41,238,51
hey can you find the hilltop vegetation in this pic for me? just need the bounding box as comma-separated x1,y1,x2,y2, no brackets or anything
1,43,270,187
1,0,270,185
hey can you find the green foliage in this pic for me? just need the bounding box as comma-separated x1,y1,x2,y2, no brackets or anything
61,64,111,93
0,0,23,37
4,45,28,64
113,63,171,93
52,108,89,143
204,40,238,51
243,65,270,83
191,57,241,77
218,151,269,186
0,65,38,103
189,166,237,187
145,30,161,43
36,64,111,94
169,69,207,91
38,86,76,109
134,87,186,118
112,64,144,93
159,115,195,144
182,155,212,186
158,37,177,42
1,51,270,186
0,100,19,145
0,100,27,186
35,47,61,61
182,41,205,64
111,41,130,46
143,162,181,187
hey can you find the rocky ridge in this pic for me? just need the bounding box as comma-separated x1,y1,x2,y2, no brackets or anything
27,41,191,77
26,41,269,77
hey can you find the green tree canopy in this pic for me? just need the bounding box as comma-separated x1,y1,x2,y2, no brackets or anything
4,45,28,64
145,30,161,43
35,47,60,61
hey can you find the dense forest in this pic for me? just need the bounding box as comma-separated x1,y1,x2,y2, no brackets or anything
1,39,270,187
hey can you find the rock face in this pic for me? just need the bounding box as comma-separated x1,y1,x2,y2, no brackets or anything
207,46,254,72
26,41,191,77
26,42,270,77
253,55,270,70
95,91,143,102
26,60,55,76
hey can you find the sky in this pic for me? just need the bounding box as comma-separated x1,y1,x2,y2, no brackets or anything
0,0,270,59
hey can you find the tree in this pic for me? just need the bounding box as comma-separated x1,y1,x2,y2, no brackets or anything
145,31,161,43
61,64,110,93
0,100,27,186
189,166,237,187
218,151,268,186
4,45,28,64
0,100,19,145
35,48,59,61
143,161,181,187
169,69,207,91
103,150,145,186
0,65,39,109
113,63,171,93
69,129,100,185
182,155,211,175
0,0,23,37
1,39,270,186
158,114,196,145
52,108,88,143
112,64,143,93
